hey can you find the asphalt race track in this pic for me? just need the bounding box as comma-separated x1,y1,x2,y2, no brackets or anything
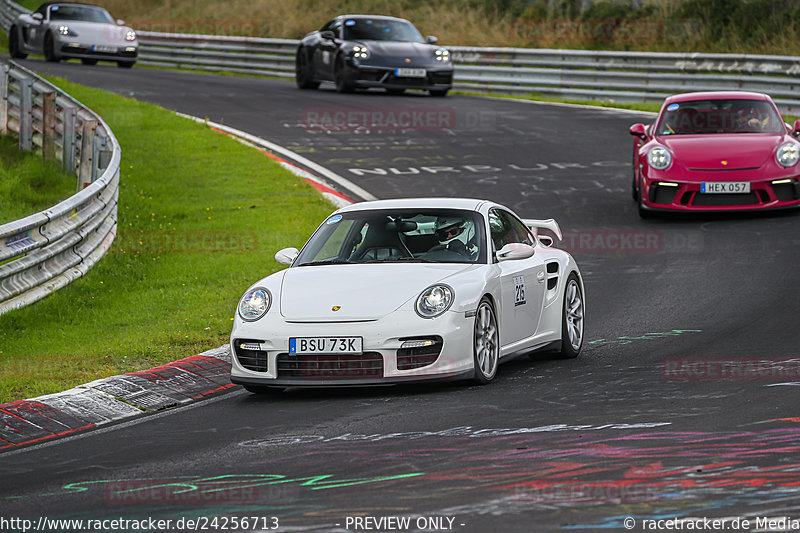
2,60,800,532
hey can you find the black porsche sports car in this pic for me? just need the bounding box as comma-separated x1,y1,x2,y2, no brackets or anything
295,15,453,96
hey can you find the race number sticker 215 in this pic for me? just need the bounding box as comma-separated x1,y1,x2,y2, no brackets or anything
514,276,526,306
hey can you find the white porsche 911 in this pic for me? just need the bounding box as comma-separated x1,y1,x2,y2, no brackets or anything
230,198,585,392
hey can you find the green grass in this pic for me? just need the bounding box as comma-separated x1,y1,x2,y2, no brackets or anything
0,77,334,403
0,135,77,225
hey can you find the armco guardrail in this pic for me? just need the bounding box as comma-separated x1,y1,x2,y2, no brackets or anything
0,61,120,315
2,0,800,112
136,35,800,113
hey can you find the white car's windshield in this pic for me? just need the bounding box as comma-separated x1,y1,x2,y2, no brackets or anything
295,209,486,266
49,4,115,24
656,98,784,135
343,18,424,43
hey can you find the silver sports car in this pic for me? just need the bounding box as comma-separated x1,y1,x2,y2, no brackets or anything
9,2,138,68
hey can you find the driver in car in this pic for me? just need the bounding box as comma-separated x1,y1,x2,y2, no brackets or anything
430,216,478,259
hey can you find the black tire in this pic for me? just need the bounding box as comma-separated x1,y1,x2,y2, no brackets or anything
242,385,284,395
553,273,584,359
9,27,27,59
386,88,405,95
472,297,499,384
637,176,653,219
295,48,320,90
334,56,354,93
117,61,135,69
43,32,58,62
81,58,98,65
430,89,449,97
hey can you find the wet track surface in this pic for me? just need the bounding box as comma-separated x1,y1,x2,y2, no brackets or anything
2,61,800,531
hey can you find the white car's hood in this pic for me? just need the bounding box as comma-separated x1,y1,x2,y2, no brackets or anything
280,263,472,321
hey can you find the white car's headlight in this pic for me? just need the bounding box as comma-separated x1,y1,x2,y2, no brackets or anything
776,142,800,167
238,288,271,321
352,45,369,59
125,30,136,41
434,49,450,62
415,285,454,318
58,25,77,36
647,145,672,170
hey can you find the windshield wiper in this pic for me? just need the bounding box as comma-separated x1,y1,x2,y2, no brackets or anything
296,259,351,267
361,257,438,263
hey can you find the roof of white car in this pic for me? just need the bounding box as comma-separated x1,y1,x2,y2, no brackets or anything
338,198,490,213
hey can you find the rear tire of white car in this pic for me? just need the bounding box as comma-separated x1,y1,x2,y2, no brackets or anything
472,297,499,384
43,32,59,62
8,27,27,59
554,273,584,359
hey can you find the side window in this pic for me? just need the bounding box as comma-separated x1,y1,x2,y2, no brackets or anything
488,209,533,253
320,20,335,32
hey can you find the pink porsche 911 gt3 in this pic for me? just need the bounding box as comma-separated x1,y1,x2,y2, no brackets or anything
629,91,800,217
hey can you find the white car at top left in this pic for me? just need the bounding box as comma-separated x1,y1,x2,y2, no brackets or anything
9,2,138,68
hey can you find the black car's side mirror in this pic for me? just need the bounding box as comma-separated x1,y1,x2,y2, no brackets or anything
629,123,648,140
793,120,800,137
426,35,438,45
320,30,336,41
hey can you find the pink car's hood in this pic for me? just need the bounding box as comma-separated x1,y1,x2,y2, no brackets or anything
658,134,783,170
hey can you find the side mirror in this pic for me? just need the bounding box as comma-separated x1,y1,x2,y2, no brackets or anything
629,123,647,140
320,30,336,41
496,243,535,262
32,12,43,21
793,120,800,137
426,35,438,45
275,247,299,265
116,19,126,26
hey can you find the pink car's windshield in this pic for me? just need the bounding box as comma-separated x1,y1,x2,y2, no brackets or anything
656,99,784,135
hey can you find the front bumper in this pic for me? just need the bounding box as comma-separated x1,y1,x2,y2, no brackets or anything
347,61,453,91
230,309,474,387
58,41,138,61
641,175,800,212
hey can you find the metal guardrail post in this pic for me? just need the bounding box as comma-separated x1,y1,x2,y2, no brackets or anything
63,106,76,175
92,134,109,182
78,119,96,188
42,91,56,161
19,77,32,151
0,64,8,135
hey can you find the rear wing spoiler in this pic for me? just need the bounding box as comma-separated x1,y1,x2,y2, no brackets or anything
522,218,562,241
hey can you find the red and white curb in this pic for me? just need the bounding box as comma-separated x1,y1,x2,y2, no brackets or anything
0,346,232,450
